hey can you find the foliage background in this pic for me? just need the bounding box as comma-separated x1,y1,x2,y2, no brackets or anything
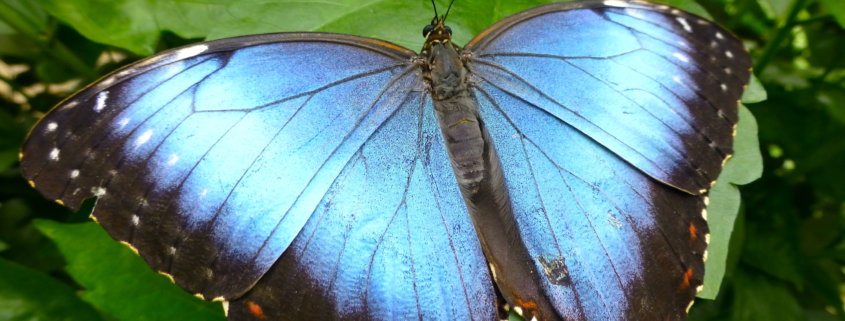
0,0,842,320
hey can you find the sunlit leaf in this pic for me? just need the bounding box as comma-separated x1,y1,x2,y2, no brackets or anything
35,220,225,321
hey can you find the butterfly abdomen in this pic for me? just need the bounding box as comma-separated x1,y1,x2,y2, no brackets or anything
426,37,564,320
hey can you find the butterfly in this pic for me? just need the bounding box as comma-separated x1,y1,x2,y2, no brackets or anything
20,0,751,320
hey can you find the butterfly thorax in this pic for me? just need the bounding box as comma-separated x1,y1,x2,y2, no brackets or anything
422,25,488,197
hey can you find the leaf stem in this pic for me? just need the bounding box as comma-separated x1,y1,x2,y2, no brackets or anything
754,0,811,73
793,14,833,25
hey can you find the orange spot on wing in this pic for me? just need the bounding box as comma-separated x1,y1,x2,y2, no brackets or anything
679,268,694,291
689,223,698,242
516,299,537,309
247,300,267,319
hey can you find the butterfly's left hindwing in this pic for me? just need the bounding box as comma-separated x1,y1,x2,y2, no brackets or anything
228,93,496,321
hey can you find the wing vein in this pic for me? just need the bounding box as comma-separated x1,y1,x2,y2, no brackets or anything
470,61,675,180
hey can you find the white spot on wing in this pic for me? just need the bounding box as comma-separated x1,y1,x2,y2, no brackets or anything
49,148,60,160
70,169,80,178
136,130,153,147
607,214,623,229
715,31,725,40
131,215,139,226
92,187,107,197
118,117,130,129
63,100,78,110
672,75,683,84
174,44,209,61
94,91,109,112
602,0,628,7
168,246,177,255
676,17,692,32
167,153,179,166
46,122,58,132
625,8,646,19
673,52,690,63
726,50,734,58
720,83,728,92
100,77,115,87
117,68,136,78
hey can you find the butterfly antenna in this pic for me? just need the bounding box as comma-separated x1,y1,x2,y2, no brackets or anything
443,0,455,22
431,0,440,21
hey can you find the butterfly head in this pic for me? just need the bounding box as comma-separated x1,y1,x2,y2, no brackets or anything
422,17,452,42
422,0,455,51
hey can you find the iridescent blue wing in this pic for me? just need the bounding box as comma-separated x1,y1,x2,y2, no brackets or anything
20,33,495,320
228,93,495,320
465,1,750,320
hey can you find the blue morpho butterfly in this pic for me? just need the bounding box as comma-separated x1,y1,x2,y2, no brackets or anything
20,0,750,320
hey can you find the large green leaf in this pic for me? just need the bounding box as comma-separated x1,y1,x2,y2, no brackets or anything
0,257,104,321
34,220,225,321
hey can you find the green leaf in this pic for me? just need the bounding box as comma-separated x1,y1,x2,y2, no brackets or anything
35,0,443,55
0,0,49,37
729,267,803,320
742,76,768,104
0,0,48,56
817,87,845,124
819,0,845,29
698,105,763,299
756,0,794,21
34,220,225,321
0,199,65,271
0,257,105,321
